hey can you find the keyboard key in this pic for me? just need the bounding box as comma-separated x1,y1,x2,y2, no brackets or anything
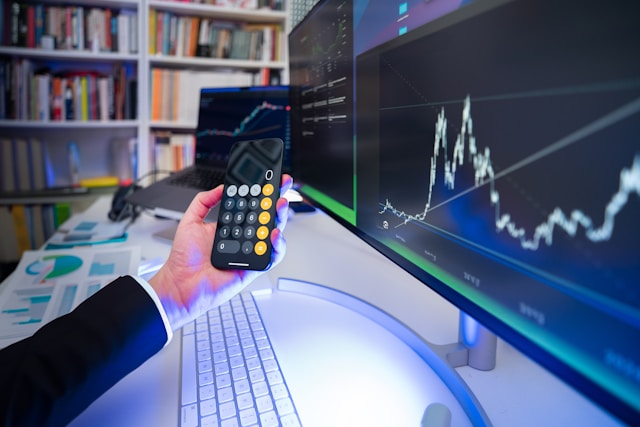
202,414,219,427
220,418,239,427
281,414,301,427
252,381,269,397
259,410,279,427
199,372,214,386
181,334,197,405
239,408,258,426
181,404,198,427
255,395,273,413
199,384,215,401
271,384,288,400
266,371,283,386
275,397,294,416
200,398,217,416
218,386,234,403
237,392,254,410
234,379,251,395
219,401,237,419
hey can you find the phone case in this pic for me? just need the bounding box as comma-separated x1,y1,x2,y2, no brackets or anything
211,138,284,270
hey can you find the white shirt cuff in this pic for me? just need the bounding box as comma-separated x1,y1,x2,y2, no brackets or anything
130,275,174,346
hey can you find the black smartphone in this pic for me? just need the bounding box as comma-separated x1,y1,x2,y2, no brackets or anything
211,138,284,270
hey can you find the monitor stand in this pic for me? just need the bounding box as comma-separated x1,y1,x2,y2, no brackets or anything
436,311,497,371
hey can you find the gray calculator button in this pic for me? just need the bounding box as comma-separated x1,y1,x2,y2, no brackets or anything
246,212,257,224
250,184,261,197
238,185,249,197
241,241,253,255
244,226,255,239
217,240,240,254
226,185,238,197
224,199,235,210
221,212,233,224
219,226,231,238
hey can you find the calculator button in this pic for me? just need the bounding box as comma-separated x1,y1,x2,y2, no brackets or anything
260,198,272,210
250,184,262,197
244,226,256,239
258,212,271,225
238,185,249,197
221,212,233,224
248,198,260,210
234,212,245,224
232,226,243,238
224,199,235,210
217,240,240,254
241,241,254,255
236,199,247,210
262,184,274,197
256,226,269,240
254,241,267,256
246,212,258,224
219,226,231,238
226,185,238,197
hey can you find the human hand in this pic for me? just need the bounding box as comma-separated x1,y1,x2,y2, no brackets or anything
148,174,293,331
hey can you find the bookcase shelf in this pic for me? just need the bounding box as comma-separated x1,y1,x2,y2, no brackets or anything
0,46,139,62
148,0,287,23
149,54,285,70
1,0,288,262
0,119,139,129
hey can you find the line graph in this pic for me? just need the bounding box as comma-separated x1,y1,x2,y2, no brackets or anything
379,95,640,251
196,101,289,138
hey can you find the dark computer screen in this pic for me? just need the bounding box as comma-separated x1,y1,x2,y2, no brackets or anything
290,0,640,423
196,85,292,171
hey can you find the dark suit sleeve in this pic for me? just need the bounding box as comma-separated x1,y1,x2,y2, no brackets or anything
0,275,169,427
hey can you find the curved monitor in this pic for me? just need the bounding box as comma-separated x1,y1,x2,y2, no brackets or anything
289,0,640,423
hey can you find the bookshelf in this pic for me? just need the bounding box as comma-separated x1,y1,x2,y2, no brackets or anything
0,0,290,262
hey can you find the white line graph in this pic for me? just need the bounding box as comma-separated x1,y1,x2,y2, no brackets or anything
379,95,640,250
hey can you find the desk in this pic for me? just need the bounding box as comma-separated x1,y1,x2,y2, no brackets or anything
45,197,626,425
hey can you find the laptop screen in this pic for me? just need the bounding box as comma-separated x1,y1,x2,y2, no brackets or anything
195,85,292,172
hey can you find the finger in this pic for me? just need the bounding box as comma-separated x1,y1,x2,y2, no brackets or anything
269,228,287,267
275,197,289,233
280,174,293,194
184,185,224,223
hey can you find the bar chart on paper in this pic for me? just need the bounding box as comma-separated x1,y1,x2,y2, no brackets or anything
0,247,140,346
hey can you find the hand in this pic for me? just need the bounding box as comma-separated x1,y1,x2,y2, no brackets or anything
148,174,293,331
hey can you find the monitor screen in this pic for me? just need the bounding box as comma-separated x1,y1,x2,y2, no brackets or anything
290,0,640,423
195,85,292,172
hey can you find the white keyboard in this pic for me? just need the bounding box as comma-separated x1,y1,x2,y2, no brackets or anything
180,292,301,427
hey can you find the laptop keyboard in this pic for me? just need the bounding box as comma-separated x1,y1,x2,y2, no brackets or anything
170,168,225,190
180,292,301,427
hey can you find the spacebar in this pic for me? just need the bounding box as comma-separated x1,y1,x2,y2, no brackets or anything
181,333,197,405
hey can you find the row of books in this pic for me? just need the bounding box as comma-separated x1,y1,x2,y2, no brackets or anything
0,203,72,262
0,59,135,121
1,135,137,194
1,137,51,193
1,2,138,53
151,131,196,175
149,10,282,61
149,67,254,123
0,135,65,261
154,0,285,11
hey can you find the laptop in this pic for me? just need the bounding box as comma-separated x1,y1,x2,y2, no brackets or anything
126,85,291,221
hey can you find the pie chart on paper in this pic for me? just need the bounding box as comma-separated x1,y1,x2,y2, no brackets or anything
26,255,83,281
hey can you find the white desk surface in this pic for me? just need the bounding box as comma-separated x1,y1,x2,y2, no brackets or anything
59,197,625,426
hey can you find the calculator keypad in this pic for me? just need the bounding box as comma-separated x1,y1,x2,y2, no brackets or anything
216,183,275,257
